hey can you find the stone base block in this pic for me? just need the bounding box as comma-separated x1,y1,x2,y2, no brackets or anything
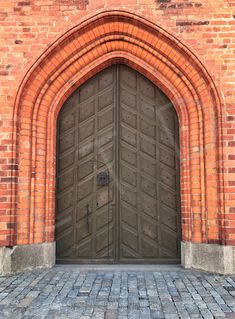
0,242,55,275
181,241,235,275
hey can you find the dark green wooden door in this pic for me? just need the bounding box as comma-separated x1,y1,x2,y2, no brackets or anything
56,65,181,264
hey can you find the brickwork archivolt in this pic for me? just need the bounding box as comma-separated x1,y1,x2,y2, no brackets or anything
7,10,225,246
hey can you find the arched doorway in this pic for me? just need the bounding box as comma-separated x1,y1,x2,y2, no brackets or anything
56,65,181,264
10,9,225,274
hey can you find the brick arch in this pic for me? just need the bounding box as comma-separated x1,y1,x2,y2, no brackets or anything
12,10,224,247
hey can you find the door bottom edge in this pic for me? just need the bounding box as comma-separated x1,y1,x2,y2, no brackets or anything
56,259,181,265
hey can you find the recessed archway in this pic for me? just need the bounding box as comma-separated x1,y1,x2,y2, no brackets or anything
11,10,224,270
56,64,182,263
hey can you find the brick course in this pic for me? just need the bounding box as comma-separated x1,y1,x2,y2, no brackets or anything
0,1,234,247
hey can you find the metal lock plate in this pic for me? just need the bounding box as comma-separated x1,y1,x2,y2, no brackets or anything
97,171,109,186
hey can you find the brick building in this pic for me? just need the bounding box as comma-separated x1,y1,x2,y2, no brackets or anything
0,0,235,274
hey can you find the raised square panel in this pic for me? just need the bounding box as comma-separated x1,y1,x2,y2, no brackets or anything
98,69,114,90
121,145,137,167
160,229,178,255
59,131,75,153
142,240,159,258
120,186,137,208
56,228,74,257
79,100,95,123
77,161,94,181
59,111,75,133
156,89,170,107
95,230,113,254
56,209,73,234
121,125,137,147
161,207,178,232
58,151,75,172
80,81,96,102
76,199,93,222
139,77,155,99
142,219,158,241
158,110,175,131
96,207,113,230
140,99,155,119
159,148,176,168
160,168,176,189
77,241,92,258
121,165,137,187
78,119,95,142
120,67,137,89
62,93,78,111
141,176,157,198
98,89,114,111
140,136,156,158
78,139,94,159
122,228,138,251
159,127,175,149
140,119,156,139
58,169,74,192
98,127,113,148
140,156,156,176
77,177,93,201
98,108,114,130
97,146,114,166
121,89,136,109
77,221,90,242
57,191,74,212
96,187,109,209
121,108,137,129
121,204,138,228
160,187,177,209
140,194,158,219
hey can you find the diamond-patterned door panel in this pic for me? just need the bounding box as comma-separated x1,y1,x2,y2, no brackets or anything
56,67,116,262
56,65,181,263
119,65,181,262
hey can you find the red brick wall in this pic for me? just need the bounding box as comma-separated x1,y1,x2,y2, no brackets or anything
0,0,234,247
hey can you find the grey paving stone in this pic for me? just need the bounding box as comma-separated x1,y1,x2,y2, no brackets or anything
200,308,214,319
0,267,234,318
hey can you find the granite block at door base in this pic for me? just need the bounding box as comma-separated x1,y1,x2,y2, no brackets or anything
181,241,235,275
0,242,55,275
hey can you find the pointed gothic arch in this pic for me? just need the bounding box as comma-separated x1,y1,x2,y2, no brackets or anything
12,10,224,261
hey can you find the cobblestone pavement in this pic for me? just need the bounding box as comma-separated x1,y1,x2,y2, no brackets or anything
0,266,235,318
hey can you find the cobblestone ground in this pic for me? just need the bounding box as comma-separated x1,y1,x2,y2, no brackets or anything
0,266,235,318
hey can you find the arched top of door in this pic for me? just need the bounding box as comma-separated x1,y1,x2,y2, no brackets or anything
14,9,222,125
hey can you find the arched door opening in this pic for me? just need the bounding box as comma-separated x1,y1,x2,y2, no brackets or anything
10,9,224,274
56,65,181,264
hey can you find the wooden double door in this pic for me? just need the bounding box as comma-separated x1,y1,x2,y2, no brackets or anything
56,65,181,264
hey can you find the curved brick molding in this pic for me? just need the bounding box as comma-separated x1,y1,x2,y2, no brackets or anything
3,9,229,273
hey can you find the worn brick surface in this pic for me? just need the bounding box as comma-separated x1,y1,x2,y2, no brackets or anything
0,0,235,247
0,267,234,318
